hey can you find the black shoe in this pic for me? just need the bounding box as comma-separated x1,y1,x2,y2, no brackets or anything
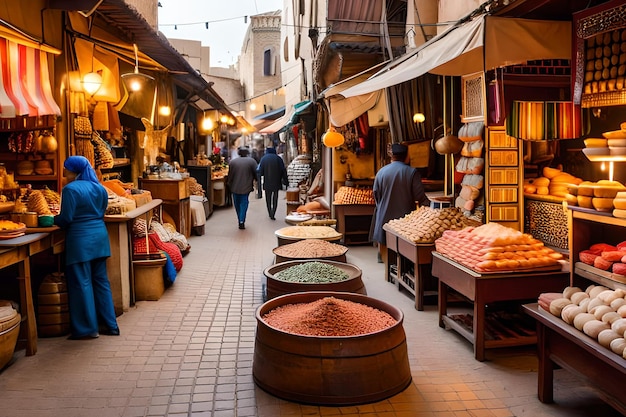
68,332,99,340
270,216,275,220
239,222,245,229
101,328,120,336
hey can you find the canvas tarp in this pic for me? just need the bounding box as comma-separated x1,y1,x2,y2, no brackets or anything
340,15,572,98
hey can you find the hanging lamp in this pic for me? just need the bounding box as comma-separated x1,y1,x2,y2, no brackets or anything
121,43,154,92
322,125,345,148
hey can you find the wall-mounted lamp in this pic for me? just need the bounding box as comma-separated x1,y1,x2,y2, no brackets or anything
82,71,102,96
322,125,345,148
412,112,425,123
202,115,214,132
158,105,171,117
121,43,154,92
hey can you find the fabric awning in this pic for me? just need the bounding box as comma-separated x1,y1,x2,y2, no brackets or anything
252,106,285,121
259,113,291,134
340,15,571,98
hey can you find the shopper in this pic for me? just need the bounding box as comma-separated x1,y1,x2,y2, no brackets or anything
227,147,258,229
370,143,430,263
54,155,119,340
257,147,288,220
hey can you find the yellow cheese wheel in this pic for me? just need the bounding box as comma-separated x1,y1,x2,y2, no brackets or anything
565,193,578,206
532,177,550,187
577,185,595,197
613,198,626,210
584,138,608,147
592,197,614,211
577,195,593,208
594,186,624,198
613,208,626,218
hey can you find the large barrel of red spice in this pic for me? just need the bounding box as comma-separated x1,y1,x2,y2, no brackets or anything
263,260,365,300
253,291,412,405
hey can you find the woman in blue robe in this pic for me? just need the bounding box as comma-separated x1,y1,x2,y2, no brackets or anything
54,156,119,339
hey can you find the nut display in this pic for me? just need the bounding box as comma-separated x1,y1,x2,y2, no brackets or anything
333,186,374,205
385,206,480,244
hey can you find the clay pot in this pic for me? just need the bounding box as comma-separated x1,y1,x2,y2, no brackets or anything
264,259,365,300
253,291,412,405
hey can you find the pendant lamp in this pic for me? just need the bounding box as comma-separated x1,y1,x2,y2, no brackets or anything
322,125,345,147
121,43,154,92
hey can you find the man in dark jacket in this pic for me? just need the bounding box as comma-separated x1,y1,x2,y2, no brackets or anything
370,143,430,262
257,147,288,220
226,147,258,229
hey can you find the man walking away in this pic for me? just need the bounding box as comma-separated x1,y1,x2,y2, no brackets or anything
226,147,258,229
257,147,288,220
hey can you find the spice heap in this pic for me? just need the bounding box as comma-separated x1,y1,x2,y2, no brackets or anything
275,262,349,283
276,225,341,239
273,239,347,259
263,296,396,336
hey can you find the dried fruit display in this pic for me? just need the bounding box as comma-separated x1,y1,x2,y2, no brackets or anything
385,206,480,244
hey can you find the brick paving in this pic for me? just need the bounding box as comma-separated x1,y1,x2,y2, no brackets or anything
0,191,621,417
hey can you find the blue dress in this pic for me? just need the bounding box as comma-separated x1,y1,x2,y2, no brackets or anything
54,180,118,337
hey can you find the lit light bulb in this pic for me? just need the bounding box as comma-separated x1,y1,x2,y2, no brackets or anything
159,106,171,116
202,117,214,131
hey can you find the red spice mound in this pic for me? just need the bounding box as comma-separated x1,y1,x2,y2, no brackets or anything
262,296,397,336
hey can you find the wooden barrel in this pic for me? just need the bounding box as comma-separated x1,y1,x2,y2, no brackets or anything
264,259,365,300
253,291,412,405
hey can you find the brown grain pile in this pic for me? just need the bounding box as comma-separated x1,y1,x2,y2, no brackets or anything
262,296,397,336
273,239,348,259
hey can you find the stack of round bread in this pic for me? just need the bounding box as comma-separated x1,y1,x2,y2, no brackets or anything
523,166,582,198
434,222,563,272
603,123,626,155
540,285,626,359
582,137,610,158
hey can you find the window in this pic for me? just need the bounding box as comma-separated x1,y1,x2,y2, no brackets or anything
263,47,276,76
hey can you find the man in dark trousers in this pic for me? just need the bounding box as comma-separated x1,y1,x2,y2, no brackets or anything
226,147,258,229
370,143,430,263
257,147,288,220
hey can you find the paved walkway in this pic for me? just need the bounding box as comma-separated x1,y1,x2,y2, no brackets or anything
0,191,621,417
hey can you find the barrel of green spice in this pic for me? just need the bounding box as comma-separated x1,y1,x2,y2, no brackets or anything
263,259,366,300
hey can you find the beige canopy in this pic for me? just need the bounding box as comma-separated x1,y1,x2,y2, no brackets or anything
340,15,572,98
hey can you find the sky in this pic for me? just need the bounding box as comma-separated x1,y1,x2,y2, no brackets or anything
157,0,283,67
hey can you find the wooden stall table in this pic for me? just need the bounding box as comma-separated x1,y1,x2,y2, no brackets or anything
105,199,162,314
523,303,626,414
383,224,435,311
333,204,374,245
0,228,65,356
431,252,568,361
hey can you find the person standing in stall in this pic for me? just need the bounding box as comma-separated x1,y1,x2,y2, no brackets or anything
54,155,119,339
226,147,258,229
370,143,430,263
257,147,288,220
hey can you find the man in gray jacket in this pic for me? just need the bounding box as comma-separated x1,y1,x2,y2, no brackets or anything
370,143,430,262
227,147,258,229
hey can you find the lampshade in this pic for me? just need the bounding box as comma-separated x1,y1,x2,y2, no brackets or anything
506,101,587,140
322,126,345,147
121,43,154,92
82,72,102,96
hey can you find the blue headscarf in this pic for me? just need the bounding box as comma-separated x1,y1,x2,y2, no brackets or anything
64,155,99,184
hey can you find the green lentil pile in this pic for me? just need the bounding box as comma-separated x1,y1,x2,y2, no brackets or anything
274,262,350,283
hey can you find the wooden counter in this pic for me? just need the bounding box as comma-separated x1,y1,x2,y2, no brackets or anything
105,199,162,314
431,252,569,361
139,178,191,237
383,224,435,311
0,229,65,356
523,303,626,414
333,204,374,245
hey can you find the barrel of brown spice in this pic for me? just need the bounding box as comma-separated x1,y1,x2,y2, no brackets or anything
272,239,348,264
253,291,411,405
